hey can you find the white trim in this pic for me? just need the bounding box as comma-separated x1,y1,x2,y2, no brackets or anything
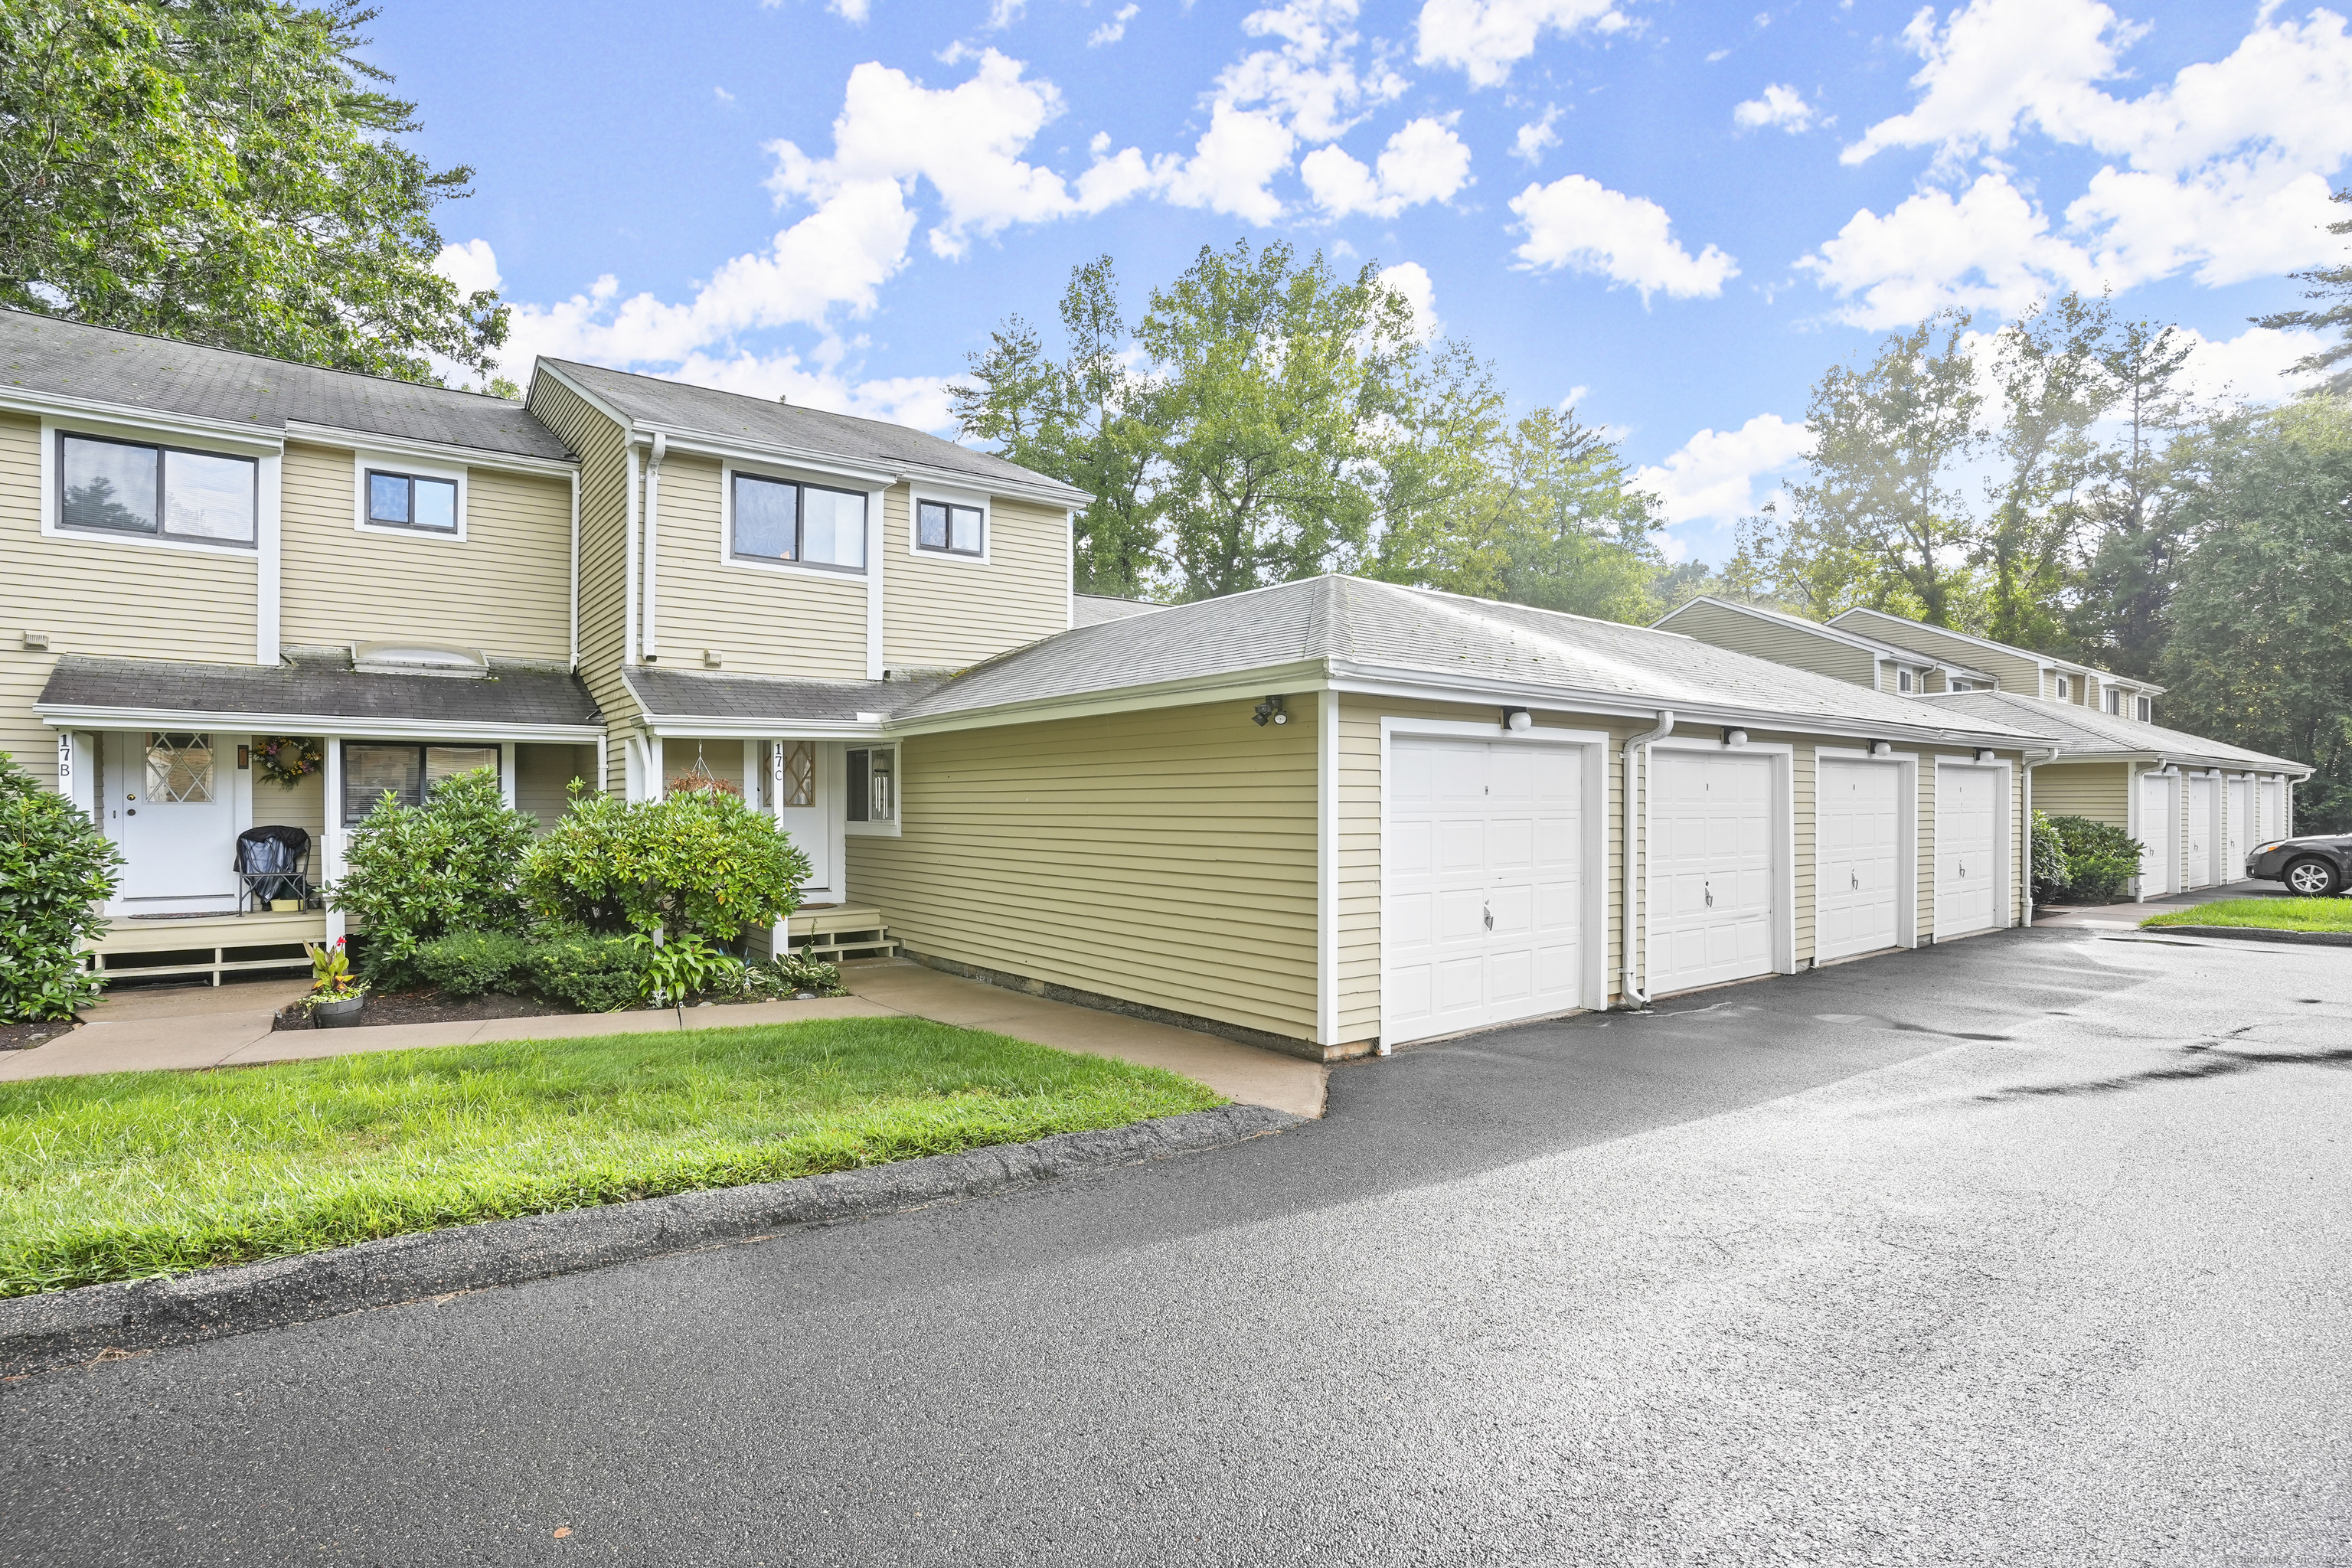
498,742,518,809
640,425,900,490
1645,735,1800,992
39,416,270,557
637,715,890,741
1317,688,1339,1047
623,443,641,666
1375,715,1613,1049
35,704,602,744
867,483,886,681
256,452,282,664
1,387,290,450
905,482,992,565
1065,509,1076,630
322,733,345,942
642,434,665,658
619,416,1088,508
530,363,635,433
714,458,875,582
567,469,580,669
1930,756,2015,939
1811,746,1919,960
281,420,577,479
842,742,901,837
351,449,469,542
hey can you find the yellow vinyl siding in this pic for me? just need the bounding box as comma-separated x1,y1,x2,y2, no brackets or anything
655,736,746,795
516,742,595,827
2033,760,2130,826
848,699,1318,1042
884,489,1069,670
277,443,570,662
1661,601,1877,688
250,765,325,846
526,377,635,795
1838,611,2043,694
0,411,257,788
651,455,868,681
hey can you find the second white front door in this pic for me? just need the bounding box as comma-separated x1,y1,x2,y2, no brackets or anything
1384,737,1587,1045
1817,756,1903,962
108,730,240,912
770,740,842,902
1649,749,1776,996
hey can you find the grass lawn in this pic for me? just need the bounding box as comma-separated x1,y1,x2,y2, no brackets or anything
2141,897,2352,933
0,1018,1223,1297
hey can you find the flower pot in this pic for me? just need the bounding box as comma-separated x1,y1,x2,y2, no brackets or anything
311,995,367,1028
270,897,301,913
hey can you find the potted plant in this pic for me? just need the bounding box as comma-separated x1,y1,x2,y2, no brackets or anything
302,936,368,1027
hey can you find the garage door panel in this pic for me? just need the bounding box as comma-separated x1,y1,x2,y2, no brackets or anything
1649,750,1777,996
1935,765,2002,937
1818,758,1903,961
1386,737,1589,1045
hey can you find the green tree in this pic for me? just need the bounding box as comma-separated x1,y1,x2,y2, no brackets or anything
2252,185,2352,397
1981,292,2114,648
0,0,507,382
2161,397,2352,830
331,768,538,984
2065,316,2197,679
0,750,121,1021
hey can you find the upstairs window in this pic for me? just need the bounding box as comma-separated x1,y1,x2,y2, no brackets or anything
367,469,459,533
1896,669,1915,693
59,432,255,546
2054,675,2071,701
2104,688,2122,714
731,472,867,571
915,498,984,557
2136,695,2153,722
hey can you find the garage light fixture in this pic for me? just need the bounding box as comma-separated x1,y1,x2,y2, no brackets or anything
1252,695,1289,727
1723,727,1749,748
1870,740,1893,757
1975,748,1997,763
1502,707,1532,732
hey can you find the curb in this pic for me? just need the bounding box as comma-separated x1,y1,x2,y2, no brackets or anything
0,1103,1300,1377
2136,925,2352,948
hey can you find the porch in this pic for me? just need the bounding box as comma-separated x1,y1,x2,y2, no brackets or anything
81,908,328,986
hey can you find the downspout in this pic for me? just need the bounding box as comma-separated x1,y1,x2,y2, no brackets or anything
642,433,666,662
2021,749,2042,926
623,443,641,666
567,468,580,671
1620,709,1675,1009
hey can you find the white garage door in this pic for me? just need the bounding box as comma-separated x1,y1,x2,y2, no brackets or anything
2186,776,2213,887
2224,776,2249,880
2257,777,2284,843
1385,737,1586,1044
1650,750,1776,996
1818,757,1903,962
2138,772,2175,897
1936,764,2002,937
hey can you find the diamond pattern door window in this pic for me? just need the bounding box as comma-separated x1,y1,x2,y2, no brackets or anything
145,733,215,802
782,742,816,808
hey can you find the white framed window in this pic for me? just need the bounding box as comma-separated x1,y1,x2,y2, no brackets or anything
844,745,898,835
728,469,867,573
2136,695,2152,722
55,430,256,547
340,741,500,826
907,485,990,564
2104,688,2122,714
353,452,468,541
2054,675,2071,701
1897,668,1915,693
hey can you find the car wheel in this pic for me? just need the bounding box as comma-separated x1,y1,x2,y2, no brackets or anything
2284,858,2341,897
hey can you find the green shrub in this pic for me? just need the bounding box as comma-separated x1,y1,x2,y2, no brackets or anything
745,952,847,999
520,928,645,1014
0,752,121,1021
2045,815,2145,904
2030,808,2070,903
413,929,532,998
330,769,539,986
521,784,812,942
623,931,743,1004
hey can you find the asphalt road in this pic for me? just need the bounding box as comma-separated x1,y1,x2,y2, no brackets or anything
8,928,2352,1567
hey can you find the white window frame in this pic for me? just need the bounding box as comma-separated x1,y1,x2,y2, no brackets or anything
1896,668,1915,694
41,416,273,556
906,482,992,566
353,450,469,541
2053,675,2072,701
718,459,878,580
2135,694,2152,722
843,743,901,837
1812,746,1920,962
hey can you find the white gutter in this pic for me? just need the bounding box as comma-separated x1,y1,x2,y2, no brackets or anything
32,706,603,744
1621,710,1675,1010
643,432,665,662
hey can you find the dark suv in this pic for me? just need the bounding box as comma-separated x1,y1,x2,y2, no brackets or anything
2247,833,2352,896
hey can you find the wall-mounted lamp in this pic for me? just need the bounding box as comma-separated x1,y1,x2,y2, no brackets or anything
1502,707,1532,733
1723,727,1749,748
1975,747,1998,763
1252,695,1289,727
1870,740,1893,757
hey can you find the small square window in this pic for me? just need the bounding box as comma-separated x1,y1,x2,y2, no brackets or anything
846,746,896,823
366,470,460,533
915,499,983,556
2136,695,2152,722
1897,669,1915,693
2055,676,2071,700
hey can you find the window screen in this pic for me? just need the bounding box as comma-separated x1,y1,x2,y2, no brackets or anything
60,433,254,544
367,470,460,532
915,499,983,555
342,743,501,825
731,473,865,569
846,746,895,823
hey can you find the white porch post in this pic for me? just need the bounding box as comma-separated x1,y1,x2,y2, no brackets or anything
322,737,345,942
769,739,788,962
498,742,518,810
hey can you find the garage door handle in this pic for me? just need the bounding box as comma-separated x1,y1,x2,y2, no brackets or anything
1483,903,1494,931
1958,861,1967,877
1704,880,1713,908
1850,871,1859,891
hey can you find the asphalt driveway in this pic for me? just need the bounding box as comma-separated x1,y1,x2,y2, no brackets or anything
7,928,2351,1566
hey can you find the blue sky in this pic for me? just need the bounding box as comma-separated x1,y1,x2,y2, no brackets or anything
368,0,2352,567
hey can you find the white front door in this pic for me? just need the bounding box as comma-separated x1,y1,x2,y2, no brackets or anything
2186,776,2213,887
769,740,843,902
107,730,240,911
1384,737,1586,1045
1649,749,1776,996
2223,776,2249,880
1817,756,1903,961
1935,763,2002,936
2137,773,2175,897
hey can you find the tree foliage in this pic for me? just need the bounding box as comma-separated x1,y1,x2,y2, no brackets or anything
0,750,120,1021
2252,185,2352,398
0,0,507,381
521,784,812,943
330,768,539,984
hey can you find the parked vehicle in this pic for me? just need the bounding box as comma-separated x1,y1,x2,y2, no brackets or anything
2246,835,2352,896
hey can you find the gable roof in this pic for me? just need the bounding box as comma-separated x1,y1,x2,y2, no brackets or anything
1829,606,2166,694
891,576,2063,746
1072,593,1165,628
538,359,1088,505
1917,690,2307,775
1658,596,1993,679
0,309,572,462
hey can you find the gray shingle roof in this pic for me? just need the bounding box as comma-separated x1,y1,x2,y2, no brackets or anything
541,359,1087,501
894,576,2066,743
623,668,946,724
37,655,601,729
1072,594,1165,628
1672,596,1994,679
1916,690,2310,773
0,309,573,462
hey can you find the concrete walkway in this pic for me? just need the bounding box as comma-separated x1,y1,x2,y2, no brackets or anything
2036,878,2286,932
0,959,1325,1117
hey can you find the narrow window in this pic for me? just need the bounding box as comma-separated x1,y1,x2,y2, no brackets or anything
1897,669,1914,693
60,433,254,544
915,498,984,556
2055,675,2070,701
782,742,815,808
2136,695,2152,722
341,742,499,825
366,470,460,533
731,473,866,570
845,746,896,823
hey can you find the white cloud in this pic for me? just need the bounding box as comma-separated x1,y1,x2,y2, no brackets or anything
1733,83,1814,133
1089,2,1138,45
1510,174,1739,299
1634,413,1811,526
433,238,501,297
1302,116,1473,217
1153,103,1298,224
1799,171,2100,328
822,0,871,21
1839,0,2135,167
714,85,736,106
1415,0,1632,88
2173,322,2330,406
1511,106,1562,162
986,0,1025,28
1378,260,1443,341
